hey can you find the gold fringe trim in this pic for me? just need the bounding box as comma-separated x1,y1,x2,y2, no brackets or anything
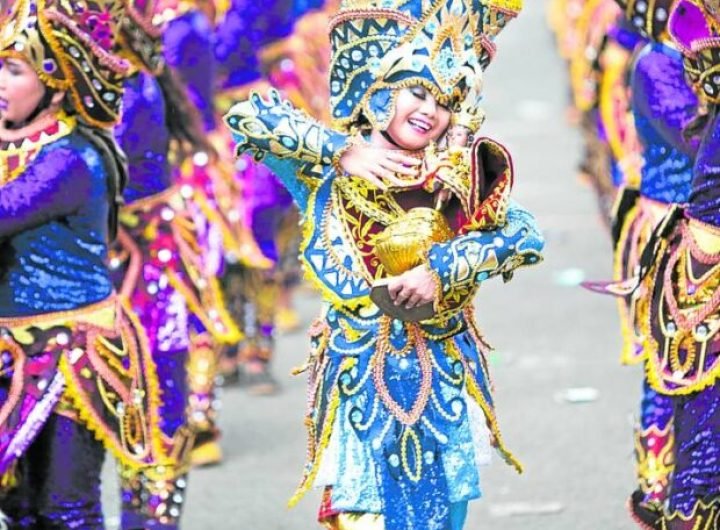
120,297,172,465
489,0,523,13
122,186,178,213
464,365,523,474
0,296,116,330
191,187,273,270
643,337,720,396
288,374,344,508
660,497,720,528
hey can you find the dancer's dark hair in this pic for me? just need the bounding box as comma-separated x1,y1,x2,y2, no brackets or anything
74,118,128,241
155,64,215,164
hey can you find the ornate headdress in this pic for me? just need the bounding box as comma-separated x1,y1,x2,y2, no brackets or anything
669,0,720,103
118,0,165,75
328,0,522,132
0,0,129,127
613,0,675,41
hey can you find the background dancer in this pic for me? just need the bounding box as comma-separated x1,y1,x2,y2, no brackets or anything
213,0,330,395
112,0,224,525
603,1,700,524
0,0,172,527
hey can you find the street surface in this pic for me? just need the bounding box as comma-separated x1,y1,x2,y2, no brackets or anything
104,2,643,528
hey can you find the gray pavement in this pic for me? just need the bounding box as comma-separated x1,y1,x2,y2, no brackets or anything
103,1,642,528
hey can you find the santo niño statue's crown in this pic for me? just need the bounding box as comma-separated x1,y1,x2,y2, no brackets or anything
0,0,130,127
328,0,522,132
452,93,486,132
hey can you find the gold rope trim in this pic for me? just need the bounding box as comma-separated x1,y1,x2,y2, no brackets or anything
0,296,115,329
288,372,344,508
464,365,523,473
166,269,242,344
614,202,642,365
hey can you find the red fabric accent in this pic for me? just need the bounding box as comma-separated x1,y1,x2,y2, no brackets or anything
318,487,339,522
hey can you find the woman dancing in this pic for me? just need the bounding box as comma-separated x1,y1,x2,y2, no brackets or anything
225,0,544,528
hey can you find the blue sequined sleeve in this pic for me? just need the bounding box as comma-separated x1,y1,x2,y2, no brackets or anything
0,145,93,239
427,203,544,313
114,73,172,202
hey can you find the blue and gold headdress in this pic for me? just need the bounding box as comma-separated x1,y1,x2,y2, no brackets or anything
328,0,522,131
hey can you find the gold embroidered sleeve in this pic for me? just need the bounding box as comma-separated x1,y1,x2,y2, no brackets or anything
223,89,347,168
427,203,544,317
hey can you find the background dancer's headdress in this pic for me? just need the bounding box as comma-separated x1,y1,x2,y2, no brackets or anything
613,0,676,40
669,0,720,103
328,0,523,132
119,0,165,75
0,0,130,127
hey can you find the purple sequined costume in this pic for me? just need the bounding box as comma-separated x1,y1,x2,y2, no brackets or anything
626,40,699,517
0,1,172,526
638,106,720,528
159,3,238,459
213,0,318,384
636,3,720,525
0,114,170,529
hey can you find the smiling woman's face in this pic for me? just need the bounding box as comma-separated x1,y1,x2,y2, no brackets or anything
0,57,47,126
383,86,451,151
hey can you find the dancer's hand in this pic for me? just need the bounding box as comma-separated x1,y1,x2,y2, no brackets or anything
338,143,422,190
387,265,438,309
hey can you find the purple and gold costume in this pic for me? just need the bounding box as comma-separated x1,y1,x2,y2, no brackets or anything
639,104,720,529
636,5,720,523
213,0,334,387
588,1,719,527
149,0,265,466
212,0,296,390
115,0,243,490
614,2,699,517
157,0,231,465
0,0,172,526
